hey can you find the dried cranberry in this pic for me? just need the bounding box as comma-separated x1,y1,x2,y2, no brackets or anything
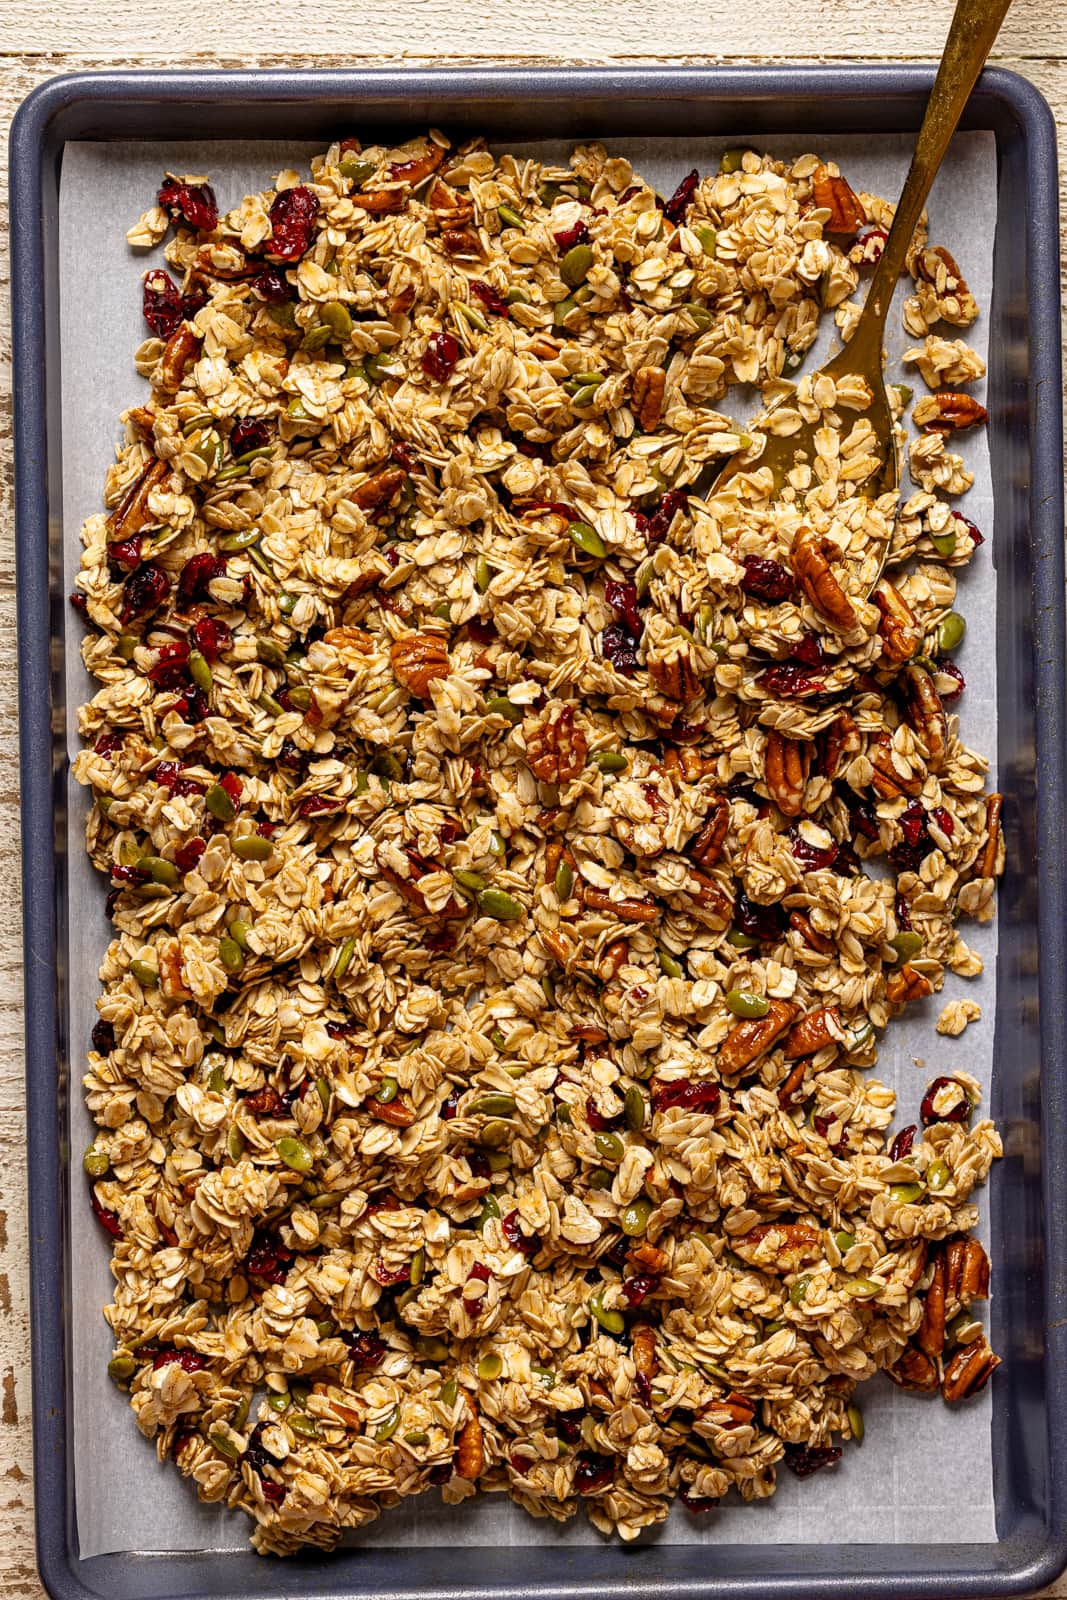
250,267,293,302
158,176,219,232
783,1443,842,1478
266,184,319,261
574,1452,614,1494
759,663,823,698
261,1481,287,1506
91,1019,116,1054
325,1018,358,1039
605,580,644,638
463,1260,492,1315
663,168,700,224
557,1414,583,1445
635,1371,653,1406
931,805,954,839
833,840,862,877
936,661,966,704
519,500,581,522
94,732,123,757
192,617,231,661
889,1124,917,1162
853,226,888,262
516,438,553,462
174,837,206,874
622,1272,658,1307
246,1230,293,1284
553,220,590,250
651,1079,721,1116
173,687,210,724
792,634,828,669
468,1152,492,1180
646,489,688,548
895,892,912,932
789,826,839,872
741,555,794,602
120,564,170,624
181,288,208,321
110,863,148,888
425,927,457,953
585,1097,623,1132
297,795,340,817
898,801,926,848
244,1422,274,1476
467,617,497,645
839,784,880,841
422,331,460,382
147,640,191,689
152,1347,210,1372
70,593,88,616
680,1486,720,1512
155,761,205,797
501,1209,538,1255
470,280,509,317
342,1330,387,1371
277,740,308,773
920,1077,972,1127
142,269,183,337
733,890,786,943
956,516,984,548
178,552,226,604
441,1087,462,1121
104,889,121,919
219,772,243,809
427,1463,451,1485
244,1086,286,1117
89,1188,122,1238
108,535,144,572
601,620,643,673
230,418,273,458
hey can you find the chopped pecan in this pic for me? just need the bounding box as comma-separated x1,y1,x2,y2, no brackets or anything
526,705,588,783
158,940,192,1001
368,1098,416,1127
106,457,170,539
812,163,865,237
583,887,659,924
885,962,933,1007
788,910,835,956
913,245,979,325
777,1061,808,1108
917,1250,947,1357
943,1236,990,1310
352,468,407,511
322,625,373,653
649,645,702,703
661,745,716,782
126,405,157,434
628,1240,668,1275
442,226,483,257
977,793,1003,878
791,526,857,633
597,938,630,980
389,285,417,315
454,1413,485,1479
820,711,860,780
764,729,812,818
735,1221,821,1268
942,1339,1000,1403
784,1005,842,1059
632,366,666,431
388,142,446,184
688,796,730,867
390,632,451,698
912,391,988,432
157,324,202,391
427,177,475,227
873,579,920,663
887,1344,940,1393
902,662,947,771
353,189,407,214
718,999,800,1074
631,1323,658,1380
376,844,467,920
702,1391,756,1428
870,731,923,800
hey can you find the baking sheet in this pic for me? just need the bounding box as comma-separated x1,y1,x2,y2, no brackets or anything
59,130,998,1559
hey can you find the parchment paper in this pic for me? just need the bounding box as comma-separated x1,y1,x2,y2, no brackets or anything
59,130,998,1558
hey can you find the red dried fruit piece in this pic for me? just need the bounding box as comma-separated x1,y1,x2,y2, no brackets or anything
70,593,88,616
143,269,183,338
956,516,984,548
920,1077,972,1127
663,168,699,224
441,1087,462,1121
899,801,927,848
501,1209,539,1255
470,280,509,317
622,1272,658,1307
759,663,824,698
793,634,828,668
174,837,206,874
297,796,340,817
518,500,581,522
155,762,206,797
600,621,640,675
605,580,644,639
91,1019,116,1053
936,661,966,704
422,331,461,382
178,552,227,605
651,1079,721,1116
553,220,590,250
266,185,320,261
741,555,795,602
789,826,839,872
391,440,420,474
219,771,243,809
120,563,170,625
931,805,954,838
107,535,144,572
90,1188,122,1238
110,863,148,888
783,1443,842,1478
147,641,192,689
261,1481,286,1506
680,1487,721,1512
813,1111,843,1145
889,1124,917,1162
181,288,208,321
168,688,210,724
230,418,273,458
246,1232,293,1285
854,226,888,262
158,177,219,233
151,1348,211,1372
250,267,293,302
733,890,787,943
94,732,123,757
585,1097,624,1132
325,1018,358,1039
557,1415,583,1444
192,618,231,662
245,1086,286,1117
839,784,880,841
646,489,689,548
574,1452,615,1494
896,892,912,932
342,1331,387,1371
463,1260,492,1315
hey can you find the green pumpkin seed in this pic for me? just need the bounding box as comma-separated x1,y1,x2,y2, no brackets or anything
505,283,533,306
890,1182,924,1205
554,859,574,900
477,1352,502,1381
257,692,285,716
931,529,958,558
209,1431,240,1461
620,1197,654,1237
719,148,752,174
276,1136,314,1174
456,300,489,334
233,835,273,862
552,295,578,329
497,204,525,230
479,1119,511,1149
219,527,261,554
475,554,492,593
227,1124,245,1160
116,633,139,661
268,301,297,329
656,946,684,979
569,383,600,407
892,384,914,408
834,1230,856,1254
590,750,627,773
790,1273,813,1307
84,1145,110,1178
333,936,356,982
310,1190,342,1211
286,396,312,420
693,225,718,256
889,931,923,962
267,1391,291,1412
107,1352,136,1382
375,1076,399,1104
531,1365,556,1388
488,830,506,858
477,888,524,921
138,855,179,886
938,611,966,654
484,695,522,724
471,1093,516,1116
208,1064,227,1094
843,1277,882,1299
409,1247,426,1285
375,1406,402,1444
218,937,244,973
594,1131,624,1163
490,1027,508,1050
321,301,354,341
847,1401,864,1444
560,243,593,287
438,1377,459,1404
568,521,607,559
403,1429,429,1447
588,1288,625,1336
302,324,333,353
926,1157,951,1192
232,1393,250,1432
587,1166,614,1190
130,960,158,988
725,989,770,1019
676,302,713,333
228,918,251,951
315,1077,331,1118
556,1103,571,1126
624,1086,646,1133
726,929,760,951
288,1412,321,1440
205,783,237,822
340,156,375,184
257,638,287,668
454,869,487,894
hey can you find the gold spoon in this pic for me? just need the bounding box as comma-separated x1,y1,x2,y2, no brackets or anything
717,0,1012,554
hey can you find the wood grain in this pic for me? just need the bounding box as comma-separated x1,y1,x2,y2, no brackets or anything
0,5,1064,1593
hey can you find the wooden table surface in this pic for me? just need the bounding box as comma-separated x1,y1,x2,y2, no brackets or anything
0,2,1064,1593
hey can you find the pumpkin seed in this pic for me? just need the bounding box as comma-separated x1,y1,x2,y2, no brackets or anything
834,1230,856,1253
138,855,178,886
233,835,273,862
890,1182,925,1204
938,611,966,654
926,1157,951,1192
620,1197,653,1237
594,1131,624,1163
624,1086,646,1133
560,243,593,287
84,1145,110,1179
889,931,923,962
409,1247,426,1286
931,529,958,558
552,295,578,329
693,225,718,256
485,695,522,723
454,869,487,893
726,928,760,951
130,960,158,988
107,1353,136,1382
725,989,770,1019
340,156,375,185
497,204,525,230
568,522,607,559
847,1401,864,1443
588,1287,625,1336
375,1075,399,1104
477,888,524,921
590,750,627,772
218,937,244,973
276,1136,314,1174
438,1377,458,1405
790,1273,813,1306
205,782,237,822
477,1352,502,1381
321,301,354,341
288,1412,321,1440
554,859,574,900
209,1431,241,1461
470,1093,516,1116
657,946,684,979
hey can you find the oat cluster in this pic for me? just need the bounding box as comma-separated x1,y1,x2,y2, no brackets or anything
73,134,1001,1554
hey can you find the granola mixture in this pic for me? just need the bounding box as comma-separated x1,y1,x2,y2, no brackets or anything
72,136,1002,1554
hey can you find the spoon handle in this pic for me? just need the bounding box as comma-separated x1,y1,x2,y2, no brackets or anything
845,0,1013,368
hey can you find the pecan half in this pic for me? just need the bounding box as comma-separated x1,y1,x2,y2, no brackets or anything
784,1005,842,1059
352,467,406,511
106,458,170,539
917,1251,947,1357
914,245,979,325
454,1413,485,1478
887,1344,940,1393
902,662,947,771
764,729,812,818
791,526,857,632
583,887,659,924
777,1062,808,1108
702,1391,756,1428
885,962,933,1007
442,226,483,257
427,177,475,227
812,163,865,237
126,405,157,434
323,625,373,653
598,938,630,979
632,1323,658,1380
718,999,800,1073
688,796,730,868
390,632,451,698
661,746,716,782
388,142,447,185
943,1236,990,1310
977,793,1003,878
649,645,703,704
820,711,860,781
912,391,988,432
157,324,202,391
539,929,574,966
368,1098,416,1127
632,366,666,431
942,1339,1000,1402
873,579,920,663
735,1221,821,1268
870,731,923,799
353,189,407,214
526,705,588,783
788,911,835,956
